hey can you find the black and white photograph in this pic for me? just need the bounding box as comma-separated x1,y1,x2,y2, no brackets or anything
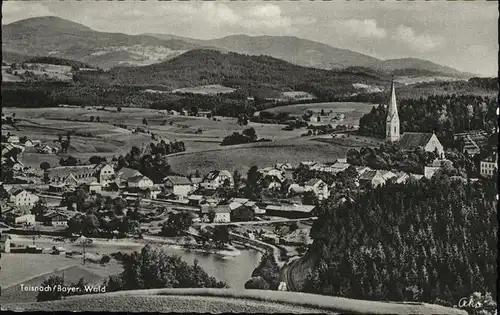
0,0,498,313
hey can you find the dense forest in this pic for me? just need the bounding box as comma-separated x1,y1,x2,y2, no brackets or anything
304,174,497,306
359,93,498,146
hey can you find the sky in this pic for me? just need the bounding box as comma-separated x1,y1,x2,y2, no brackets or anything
2,0,498,76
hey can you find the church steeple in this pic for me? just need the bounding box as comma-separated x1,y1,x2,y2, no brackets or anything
386,79,400,142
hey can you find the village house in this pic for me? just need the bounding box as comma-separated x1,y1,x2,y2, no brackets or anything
45,212,70,227
115,167,142,187
14,213,36,227
39,145,59,154
480,153,498,177
94,163,115,187
200,170,234,190
128,174,154,190
88,181,102,194
190,177,203,191
210,205,231,223
274,163,294,171
359,170,396,188
304,178,329,200
453,131,488,156
1,234,12,253
7,135,20,144
188,195,205,206
9,188,39,210
163,176,193,198
424,158,454,179
260,167,285,182
146,185,162,199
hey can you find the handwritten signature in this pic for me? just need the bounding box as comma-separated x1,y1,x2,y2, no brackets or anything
458,297,483,309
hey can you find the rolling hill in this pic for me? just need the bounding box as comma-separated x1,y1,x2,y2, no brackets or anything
1,16,218,69
2,16,472,78
77,49,391,93
147,33,473,78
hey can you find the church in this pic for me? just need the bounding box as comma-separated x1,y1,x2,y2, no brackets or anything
386,81,445,158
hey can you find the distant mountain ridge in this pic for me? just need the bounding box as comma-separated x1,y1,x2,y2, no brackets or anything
2,16,473,78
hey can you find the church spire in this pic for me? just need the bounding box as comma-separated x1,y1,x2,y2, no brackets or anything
387,79,398,119
386,79,400,142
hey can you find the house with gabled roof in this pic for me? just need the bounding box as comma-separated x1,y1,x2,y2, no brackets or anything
398,132,444,158
164,176,193,198
200,170,234,190
304,178,329,200
9,188,39,210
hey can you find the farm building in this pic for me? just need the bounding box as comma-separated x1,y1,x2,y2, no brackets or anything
424,158,454,179
88,181,102,194
264,204,315,219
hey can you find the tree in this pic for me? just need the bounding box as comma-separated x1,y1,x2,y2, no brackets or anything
117,107,122,112
302,191,319,205
89,116,95,122
96,116,101,122
251,252,280,290
245,276,270,290
40,161,51,171
114,245,227,290
89,156,105,164
31,200,48,219
161,212,193,236
37,276,65,301
242,127,257,142
211,226,230,249
143,118,148,125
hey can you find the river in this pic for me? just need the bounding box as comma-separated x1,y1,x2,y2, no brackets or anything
9,235,262,290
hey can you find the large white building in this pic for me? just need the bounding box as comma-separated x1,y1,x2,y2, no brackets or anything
480,153,498,177
9,189,39,210
164,176,193,198
200,170,234,190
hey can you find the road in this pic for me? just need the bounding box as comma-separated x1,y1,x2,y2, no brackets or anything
194,217,317,227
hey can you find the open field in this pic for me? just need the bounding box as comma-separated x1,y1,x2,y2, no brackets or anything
167,135,364,174
0,254,80,289
5,105,377,174
172,84,236,95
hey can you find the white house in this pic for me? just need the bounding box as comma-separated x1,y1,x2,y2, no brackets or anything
424,158,454,179
94,163,115,187
46,212,69,227
9,189,39,210
7,135,20,144
210,205,231,223
200,170,234,190
480,153,498,177
164,176,193,198
88,181,102,194
304,178,329,200
128,175,154,190
15,214,36,226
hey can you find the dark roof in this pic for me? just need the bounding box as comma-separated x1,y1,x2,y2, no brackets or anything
398,132,434,150
10,188,25,196
204,171,220,180
116,167,142,179
304,178,323,186
165,176,192,185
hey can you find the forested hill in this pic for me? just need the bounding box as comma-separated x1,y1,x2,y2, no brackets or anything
305,174,497,306
75,49,391,93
